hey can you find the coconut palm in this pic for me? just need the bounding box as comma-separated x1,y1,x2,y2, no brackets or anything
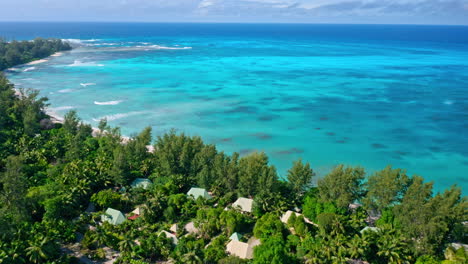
25,237,50,264
118,237,135,256
181,251,202,264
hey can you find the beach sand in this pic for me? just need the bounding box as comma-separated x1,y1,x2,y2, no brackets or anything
26,59,48,65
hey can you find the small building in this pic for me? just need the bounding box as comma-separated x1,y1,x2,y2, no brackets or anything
170,223,178,233
226,237,260,259
131,178,152,189
229,232,242,241
187,187,212,200
128,207,142,220
160,230,178,245
102,208,126,225
184,221,199,235
280,210,315,225
360,226,380,234
232,197,254,213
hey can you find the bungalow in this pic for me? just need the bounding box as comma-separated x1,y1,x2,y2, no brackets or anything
187,187,212,200
102,208,126,225
160,230,178,245
280,210,316,226
231,197,254,213
131,178,152,189
128,207,142,220
229,232,242,241
184,221,200,235
170,223,178,234
226,237,260,259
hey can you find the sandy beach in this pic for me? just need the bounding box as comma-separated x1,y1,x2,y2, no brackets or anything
26,59,49,65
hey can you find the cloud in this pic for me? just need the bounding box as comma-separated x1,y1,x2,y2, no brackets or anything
0,0,467,24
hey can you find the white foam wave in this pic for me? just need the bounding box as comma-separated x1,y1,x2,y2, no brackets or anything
68,60,104,67
94,100,123,106
139,45,192,50
92,111,149,122
49,106,75,111
58,89,74,93
23,67,36,72
80,83,96,87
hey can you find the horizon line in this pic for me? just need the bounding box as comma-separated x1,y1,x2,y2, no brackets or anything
0,21,467,27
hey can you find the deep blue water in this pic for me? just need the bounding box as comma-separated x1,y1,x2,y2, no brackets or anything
2,22,468,194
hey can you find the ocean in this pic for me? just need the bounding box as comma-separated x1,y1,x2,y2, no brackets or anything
2,22,468,194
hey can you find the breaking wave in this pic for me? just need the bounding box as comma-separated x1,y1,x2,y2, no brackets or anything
94,100,124,106
92,111,149,122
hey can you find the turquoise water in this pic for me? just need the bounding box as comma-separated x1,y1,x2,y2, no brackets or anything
3,23,468,193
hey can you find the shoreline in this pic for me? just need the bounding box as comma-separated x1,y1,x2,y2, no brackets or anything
5,51,65,71
45,108,155,152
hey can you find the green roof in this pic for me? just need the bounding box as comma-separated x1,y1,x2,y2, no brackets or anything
131,178,152,189
360,226,380,234
230,232,243,241
187,187,212,200
102,208,126,225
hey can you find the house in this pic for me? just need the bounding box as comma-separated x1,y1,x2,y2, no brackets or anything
187,187,212,200
160,230,178,245
102,208,126,225
232,197,254,213
280,210,316,225
131,178,152,189
229,232,242,241
128,207,142,220
184,221,199,235
360,226,380,234
226,237,260,259
170,223,178,233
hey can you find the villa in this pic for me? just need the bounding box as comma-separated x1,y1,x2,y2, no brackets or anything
231,197,254,213
130,178,152,189
187,187,212,200
102,208,126,225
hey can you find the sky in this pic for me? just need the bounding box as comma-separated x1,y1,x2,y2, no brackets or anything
1,0,468,25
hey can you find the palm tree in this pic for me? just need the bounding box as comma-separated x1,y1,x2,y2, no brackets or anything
346,235,365,259
91,227,108,247
181,251,202,264
118,237,135,256
376,227,410,264
25,237,50,264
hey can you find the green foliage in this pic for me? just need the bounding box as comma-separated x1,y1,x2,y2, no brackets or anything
302,193,343,222
253,213,285,240
287,159,315,200
91,189,123,210
253,234,295,264
363,166,410,212
317,164,365,209
0,38,71,71
238,152,278,197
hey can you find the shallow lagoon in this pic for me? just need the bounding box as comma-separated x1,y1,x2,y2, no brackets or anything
3,23,468,193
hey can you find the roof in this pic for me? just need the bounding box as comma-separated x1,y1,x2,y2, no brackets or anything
184,221,199,234
232,197,254,213
229,232,242,241
128,214,140,220
360,226,380,234
131,178,152,189
280,210,316,225
160,230,178,245
187,187,212,200
226,238,260,259
170,224,178,233
102,208,126,225
132,207,142,215
226,240,251,259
